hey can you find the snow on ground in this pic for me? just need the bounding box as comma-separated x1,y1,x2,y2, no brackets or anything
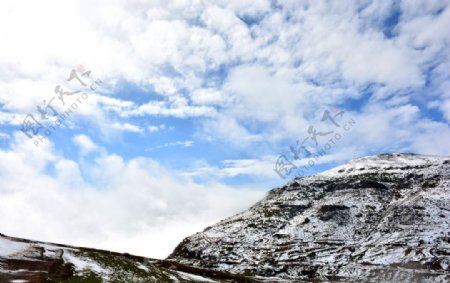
176,271,219,282
63,250,111,279
0,238,29,257
318,153,449,177
136,262,149,272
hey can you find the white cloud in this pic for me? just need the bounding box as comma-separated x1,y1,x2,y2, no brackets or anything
0,0,448,148
0,111,24,126
145,140,194,151
96,96,135,113
0,133,10,140
184,156,279,180
0,133,264,258
215,0,271,17
147,124,170,133
111,122,143,133
73,134,98,155
440,99,450,123
123,96,216,118
148,125,160,133
0,80,60,113
191,88,226,105
177,140,194,147
408,120,450,155
200,114,263,147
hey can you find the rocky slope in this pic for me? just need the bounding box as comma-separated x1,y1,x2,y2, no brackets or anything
0,233,260,283
170,154,450,282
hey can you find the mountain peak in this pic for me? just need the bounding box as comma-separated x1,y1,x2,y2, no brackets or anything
318,153,449,178
170,153,450,282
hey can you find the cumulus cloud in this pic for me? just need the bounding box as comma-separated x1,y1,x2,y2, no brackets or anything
110,122,143,133
1,0,448,149
0,133,264,258
440,100,450,123
73,134,99,155
191,88,226,105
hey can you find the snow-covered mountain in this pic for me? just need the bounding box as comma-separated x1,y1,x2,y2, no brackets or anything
170,154,450,282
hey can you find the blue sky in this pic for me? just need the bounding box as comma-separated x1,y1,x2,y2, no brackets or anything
0,0,449,258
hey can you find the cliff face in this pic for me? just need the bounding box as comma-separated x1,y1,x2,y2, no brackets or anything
170,154,450,282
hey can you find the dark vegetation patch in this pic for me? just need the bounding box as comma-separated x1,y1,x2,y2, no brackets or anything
356,180,388,190
318,205,351,225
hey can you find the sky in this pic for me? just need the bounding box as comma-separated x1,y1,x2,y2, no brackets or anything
0,0,449,259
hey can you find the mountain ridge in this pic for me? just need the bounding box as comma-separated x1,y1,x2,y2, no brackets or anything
0,232,263,282
169,153,450,282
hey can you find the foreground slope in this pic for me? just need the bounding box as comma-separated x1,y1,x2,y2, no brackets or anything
170,154,450,282
0,233,259,283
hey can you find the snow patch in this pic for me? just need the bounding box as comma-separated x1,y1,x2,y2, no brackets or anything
0,238,29,257
176,271,218,282
63,251,110,279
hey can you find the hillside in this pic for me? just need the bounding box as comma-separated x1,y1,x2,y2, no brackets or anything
0,233,259,283
170,154,450,282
